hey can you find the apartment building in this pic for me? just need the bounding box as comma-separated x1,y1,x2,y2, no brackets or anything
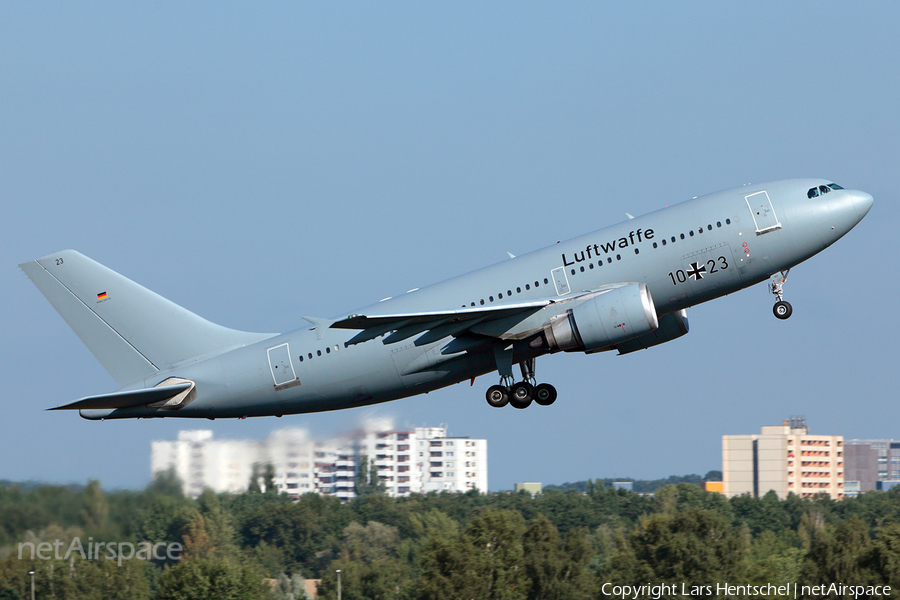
151,424,487,500
722,417,843,500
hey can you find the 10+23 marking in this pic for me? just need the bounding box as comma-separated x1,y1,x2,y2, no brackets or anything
668,256,728,285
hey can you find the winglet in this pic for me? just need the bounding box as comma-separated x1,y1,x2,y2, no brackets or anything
507,252,516,259
302,316,336,340
626,213,635,220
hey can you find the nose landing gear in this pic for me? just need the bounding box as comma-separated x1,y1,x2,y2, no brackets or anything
770,270,793,320
484,358,557,409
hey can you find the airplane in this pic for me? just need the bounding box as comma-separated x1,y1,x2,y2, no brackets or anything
20,178,872,420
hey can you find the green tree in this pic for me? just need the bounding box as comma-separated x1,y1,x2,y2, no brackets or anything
80,480,109,533
263,463,277,494
354,455,385,497
418,508,528,600
248,464,262,494
703,470,722,482
870,522,900,587
156,557,269,600
802,515,877,590
624,508,746,584
522,514,596,600
744,530,804,597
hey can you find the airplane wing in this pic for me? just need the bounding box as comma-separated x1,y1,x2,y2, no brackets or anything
316,287,629,346
332,299,553,329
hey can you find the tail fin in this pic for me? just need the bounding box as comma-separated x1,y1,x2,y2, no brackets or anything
20,250,274,387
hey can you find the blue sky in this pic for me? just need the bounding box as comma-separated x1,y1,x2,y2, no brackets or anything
2,3,895,490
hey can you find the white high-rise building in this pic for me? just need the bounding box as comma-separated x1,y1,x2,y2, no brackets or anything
151,423,487,500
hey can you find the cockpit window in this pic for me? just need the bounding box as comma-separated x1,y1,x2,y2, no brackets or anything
809,183,845,198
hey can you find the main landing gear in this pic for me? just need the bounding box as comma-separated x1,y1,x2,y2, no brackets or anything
770,270,793,320
485,359,557,409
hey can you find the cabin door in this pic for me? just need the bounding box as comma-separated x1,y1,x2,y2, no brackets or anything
267,343,297,387
745,190,782,235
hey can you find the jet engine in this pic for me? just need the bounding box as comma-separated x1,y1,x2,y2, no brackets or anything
540,283,658,353
615,309,689,355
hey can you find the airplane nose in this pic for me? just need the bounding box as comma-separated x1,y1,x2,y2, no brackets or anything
851,190,874,221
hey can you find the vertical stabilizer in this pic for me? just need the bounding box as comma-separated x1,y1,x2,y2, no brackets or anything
20,250,274,387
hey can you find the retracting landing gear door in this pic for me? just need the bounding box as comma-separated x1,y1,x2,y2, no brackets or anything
745,190,782,235
267,343,297,387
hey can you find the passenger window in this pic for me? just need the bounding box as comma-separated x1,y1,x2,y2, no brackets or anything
717,221,722,228
299,356,303,362
516,287,521,293
544,278,549,284
480,299,485,305
489,296,494,302
507,290,512,296
662,239,667,246
317,350,322,357
671,236,676,242
535,281,540,287
498,293,503,299
471,302,475,306
308,353,313,359
571,269,576,275
525,284,530,290
707,224,712,230
726,218,732,225
634,248,639,254
680,233,685,239
589,263,594,269
616,254,621,260
689,230,694,236
326,347,330,354
579,266,584,272
607,257,612,264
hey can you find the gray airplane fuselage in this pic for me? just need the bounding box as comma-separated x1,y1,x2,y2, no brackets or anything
26,179,872,420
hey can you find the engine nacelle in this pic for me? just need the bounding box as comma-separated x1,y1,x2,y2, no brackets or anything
615,309,689,355
541,283,658,353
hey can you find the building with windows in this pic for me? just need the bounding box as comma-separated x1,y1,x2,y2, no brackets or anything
722,417,844,500
843,439,900,496
151,423,487,500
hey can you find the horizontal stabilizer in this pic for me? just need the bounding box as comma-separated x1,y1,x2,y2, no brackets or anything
48,382,193,411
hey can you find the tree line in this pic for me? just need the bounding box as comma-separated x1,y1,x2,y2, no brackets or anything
1,472,899,599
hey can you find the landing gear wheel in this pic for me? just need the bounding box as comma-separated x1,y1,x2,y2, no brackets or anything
509,382,534,409
773,300,793,320
486,385,509,408
534,383,558,406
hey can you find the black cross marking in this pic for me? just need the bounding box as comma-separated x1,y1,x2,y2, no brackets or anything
686,262,706,281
